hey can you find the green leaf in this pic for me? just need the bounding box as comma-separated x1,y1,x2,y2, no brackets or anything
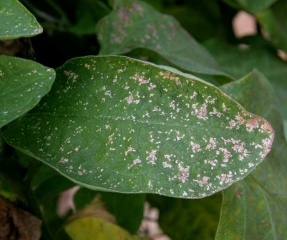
223,0,277,13
0,174,15,200
96,0,228,77
3,55,274,198
147,192,222,239
125,48,231,86
0,0,43,40
0,55,55,128
74,188,145,234
204,39,287,119
163,1,226,42
216,70,287,239
102,192,144,234
34,175,75,203
284,120,287,143
256,1,287,53
68,0,110,36
66,194,147,239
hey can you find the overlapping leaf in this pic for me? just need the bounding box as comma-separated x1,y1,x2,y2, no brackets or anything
147,192,222,239
0,0,42,40
0,56,55,127
204,39,287,119
96,0,228,77
216,70,287,239
3,56,273,198
0,55,55,128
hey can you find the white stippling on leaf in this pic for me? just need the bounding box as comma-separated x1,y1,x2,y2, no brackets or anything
146,150,157,165
178,164,189,183
2,55,274,199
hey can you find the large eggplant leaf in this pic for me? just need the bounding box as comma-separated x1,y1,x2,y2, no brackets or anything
256,0,287,53
204,39,287,119
223,0,277,13
3,56,273,198
96,0,228,78
216,70,287,239
0,55,55,128
0,0,42,40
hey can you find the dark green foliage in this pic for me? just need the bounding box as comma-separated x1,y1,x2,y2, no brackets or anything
0,0,286,239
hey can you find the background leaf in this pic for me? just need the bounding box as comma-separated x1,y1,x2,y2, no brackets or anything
216,70,287,239
0,138,13,199
0,55,55,128
65,217,146,240
147,192,222,240
17,0,109,68
204,39,287,120
162,0,230,42
96,0,229,78
35,173,74,239
34,175,75,203
68,191,146,239
3,55,274,199
0,0,42,40
68,0,110,36
256,0,287,53
0,174,15,201
74,188,145,234
223,0,278,13
4,151,74,239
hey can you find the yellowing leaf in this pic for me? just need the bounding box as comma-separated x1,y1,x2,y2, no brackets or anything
65,217,135,240
65,196,147,240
